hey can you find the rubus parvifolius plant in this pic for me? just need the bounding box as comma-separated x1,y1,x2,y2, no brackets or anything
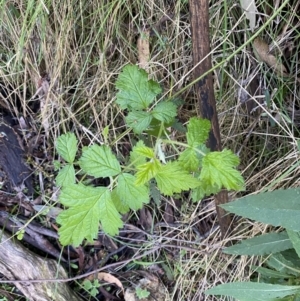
54,64,244,246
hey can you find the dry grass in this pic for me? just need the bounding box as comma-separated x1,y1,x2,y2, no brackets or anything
1,0,300,300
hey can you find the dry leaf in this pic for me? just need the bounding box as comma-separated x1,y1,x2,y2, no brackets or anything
240,0,257,31
137,30,150,69
253,37,288,76
86,272,124,292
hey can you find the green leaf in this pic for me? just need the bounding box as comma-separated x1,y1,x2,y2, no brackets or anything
130,141,147,167
221,188,300,231
191,180,219,202
55,164,76,187
115,64,162,110
178,147,200,172
57,184,123,246
155,162,200,196
287,229,300,258
206,282,300,301
56,133,78,163
134,144,155,159
135,159,161,185
116,173,149,210
79,144,121,178
136,287,150,299
267,251,300,276
251,266,294,279
151,101,177,123
126,111,153,134
224,232,293,256
111,189,130,214
186,118,211,146
200,149,244,191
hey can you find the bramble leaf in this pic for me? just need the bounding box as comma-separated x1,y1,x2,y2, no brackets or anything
178,147,200,172
79,145,121,177
155,162,200,196
116,173,149,210
151,101,177,123
126,111,153,134
56,132,78,163
57,184,123,246
55,164,75,187
111,189,130,214
191,181,219,202
115,64,162,110
130,141,147,167
200,149,244,191
187,118,211,146
135,159,161,185
134,144,155,159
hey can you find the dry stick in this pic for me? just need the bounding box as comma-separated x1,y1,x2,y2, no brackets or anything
189,0,231,237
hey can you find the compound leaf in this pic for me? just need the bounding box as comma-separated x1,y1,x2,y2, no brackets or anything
55,164,75,187
56,132,78,163
221,188,300,231
224,232,293,256
135,159,161,186
79,144,121,178
151,101,177,123
187,118,211,146
116,173,149,210
57,184,122,246
200,149,244,191
155,162,200,196
115,64,161,110
206,282,300,300
126,111,153,134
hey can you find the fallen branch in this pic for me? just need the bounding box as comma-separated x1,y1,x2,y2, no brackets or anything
0,230,83,301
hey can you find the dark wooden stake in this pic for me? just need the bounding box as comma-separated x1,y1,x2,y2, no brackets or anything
189,0,231,237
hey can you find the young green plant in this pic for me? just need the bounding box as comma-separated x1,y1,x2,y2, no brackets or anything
55,64,244,246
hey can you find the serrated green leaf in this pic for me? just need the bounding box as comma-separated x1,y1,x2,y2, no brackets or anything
55,164,76,187
155,162,200,196
179,147,200,172
206,282,300,301
136,159,161,185
126,111,153,134
221,188,300,231
200,149,244,191
116,173,149,210
79,144,121,177
111,189,130,214
191,181,219,202
287,229,300,258
130,141,147,167
224,232,293,256
136,287,150,299
56,133,78,163
134,145,155,159
57,184,123,246
187,118,211,146
151,101,177,123
115,65,162,110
